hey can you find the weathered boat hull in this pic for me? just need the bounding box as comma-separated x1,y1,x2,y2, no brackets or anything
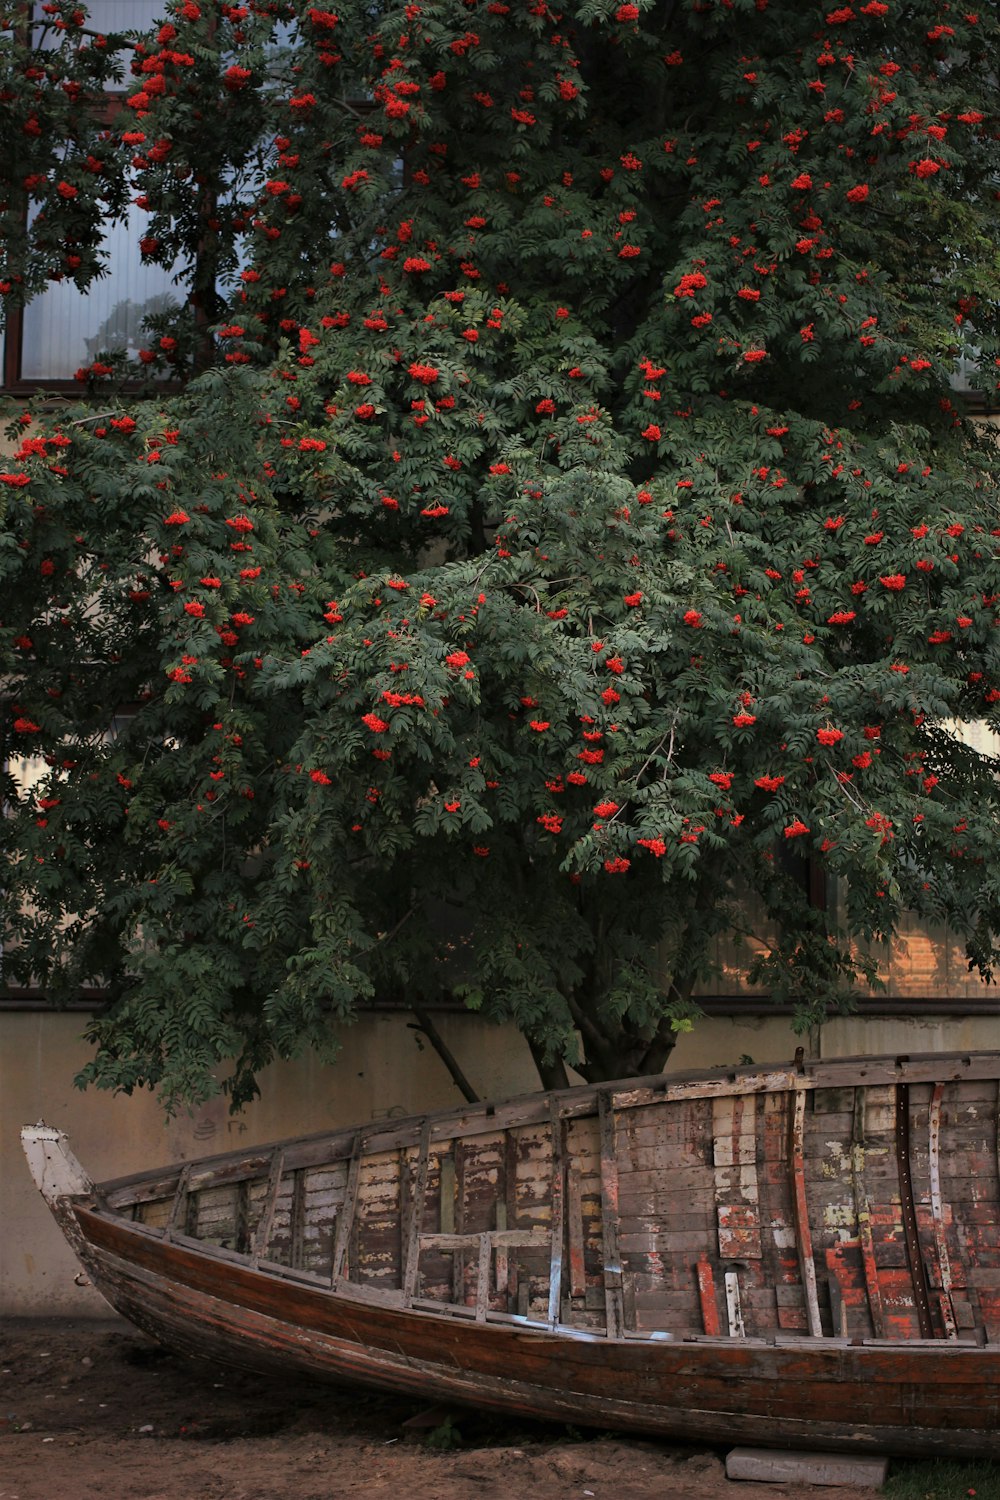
24,1052,1000,1457
71,1204,1000,1456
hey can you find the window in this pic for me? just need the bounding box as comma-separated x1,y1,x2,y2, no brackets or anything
949,338,995,416
3,0,175,390
31,0,158,46
9,203,181,385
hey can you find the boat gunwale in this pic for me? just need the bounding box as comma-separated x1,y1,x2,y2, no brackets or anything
95,1048,1000,1205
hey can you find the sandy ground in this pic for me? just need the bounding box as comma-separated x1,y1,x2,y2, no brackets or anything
0,1319,889,1500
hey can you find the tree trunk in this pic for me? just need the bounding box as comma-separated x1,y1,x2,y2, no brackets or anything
524,1034,570,1092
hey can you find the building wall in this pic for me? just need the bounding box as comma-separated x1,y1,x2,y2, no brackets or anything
6,1004,1000,1317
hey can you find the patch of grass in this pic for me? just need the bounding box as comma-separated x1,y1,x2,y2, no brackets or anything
884,1457,1000,1500
424,1416,462,1451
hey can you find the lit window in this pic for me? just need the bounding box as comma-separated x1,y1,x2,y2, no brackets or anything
33,0,161,49
4,1,172,388
18,204,180,382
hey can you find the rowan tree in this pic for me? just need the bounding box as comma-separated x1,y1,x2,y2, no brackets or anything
2,0,1000,1108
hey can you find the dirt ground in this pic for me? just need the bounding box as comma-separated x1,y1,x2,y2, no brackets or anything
0,1319,887,1500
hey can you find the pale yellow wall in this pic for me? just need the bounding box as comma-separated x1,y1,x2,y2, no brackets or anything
5,1004,999,1318
820,1012,1000,1058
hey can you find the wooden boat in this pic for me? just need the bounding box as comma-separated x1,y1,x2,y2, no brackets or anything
22,1051,1000,1457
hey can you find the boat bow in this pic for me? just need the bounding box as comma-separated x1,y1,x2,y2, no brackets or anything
22,1123,98,1259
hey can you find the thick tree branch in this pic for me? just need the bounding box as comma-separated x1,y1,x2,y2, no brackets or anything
410,1007,479,1103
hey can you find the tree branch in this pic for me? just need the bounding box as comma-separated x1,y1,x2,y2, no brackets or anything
410,1007,479,1102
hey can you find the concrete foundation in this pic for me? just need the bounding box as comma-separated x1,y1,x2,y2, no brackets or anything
726,1447,888,1488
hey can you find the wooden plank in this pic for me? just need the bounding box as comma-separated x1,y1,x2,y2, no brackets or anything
439,1153,456,1233
713,1094,757,1166
439,1148,460,1300
851,1088,885,1339
398,1150,412,1292
453,1142,467,1304
493,1229,549,1248
713,1094,762,1260
494,1200,508,1297
789,1087,824,1338
288,1168,306,1270
105,1174,183,1211
330,1131,363,1286
166,1163,192,1241
928,1083,958,1340
716,1202,762,1260
830,1281,849,1339
548,1102,565,1326
503,1129,519,1306
724,1269,745,1338
185,1152,275,1194
598,1091,625,1339
402,1120,432,1305
607,1054,1000,1114
567,1167,586,1299
613,1069,802,1112
250,1148,285,1266
419,1232,480,1251
475,1231,493,1322
416,1228,545,1250
697,1255,721,1336
812,1055,1000,1088
895,1083,935,1339
622,1270,637,1332
234,1179,250,1256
